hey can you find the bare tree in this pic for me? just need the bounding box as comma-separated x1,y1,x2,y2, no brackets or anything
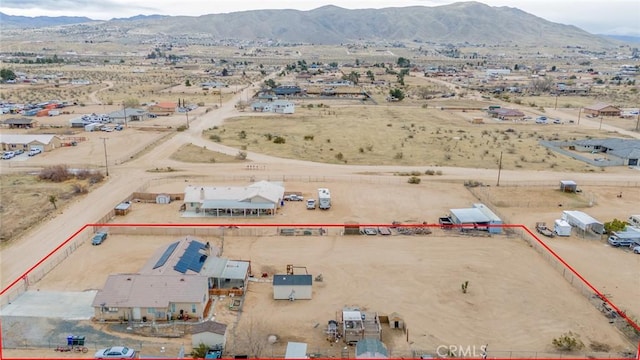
229,316,269,357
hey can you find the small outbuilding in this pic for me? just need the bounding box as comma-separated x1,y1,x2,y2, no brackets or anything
273,274,312,300
156,194,171,204
191,321,227,349
388,312,405,329
449,203,502,234
285,342,308,359
559,180,577,193
114,202,131,216
355,338,388,359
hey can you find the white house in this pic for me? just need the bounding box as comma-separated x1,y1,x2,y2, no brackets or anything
183,181,285,217
250,100,295,114
191,321,228,349
273,274,312,300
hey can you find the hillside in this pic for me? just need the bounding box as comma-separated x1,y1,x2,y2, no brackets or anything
0,2,614,47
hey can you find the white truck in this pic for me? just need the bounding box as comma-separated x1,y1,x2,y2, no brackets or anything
317,188,331,210
628,215,640,228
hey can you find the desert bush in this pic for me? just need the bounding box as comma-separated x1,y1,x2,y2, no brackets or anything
39,165,72,182
425,169,435,175
273,136,286,144
464,180,483,187
236,151,247,160
71,183,88,194
394,152,403,159
75,169,92,180
209,135,221,142
89,172,105,184
588,341,611,352
335,152,344,160
551,332,584,351
304,135,314,141
407,176,421,184
176,125,188,132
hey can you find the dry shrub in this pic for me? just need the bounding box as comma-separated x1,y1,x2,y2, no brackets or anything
89,172,105,184
39,165,72,182
71,183,88,194
75,169,92,180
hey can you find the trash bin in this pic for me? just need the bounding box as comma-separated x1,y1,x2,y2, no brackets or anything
77,336,85,346
67,335,74,346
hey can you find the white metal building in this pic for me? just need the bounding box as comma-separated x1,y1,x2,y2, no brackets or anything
449,203,502,234
562,210,604,234
273,274,312,300
285,342,308,359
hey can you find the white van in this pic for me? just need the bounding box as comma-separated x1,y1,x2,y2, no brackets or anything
629,215,640,228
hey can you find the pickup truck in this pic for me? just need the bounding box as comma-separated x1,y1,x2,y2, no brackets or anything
28,148,42,156
536,222,555,238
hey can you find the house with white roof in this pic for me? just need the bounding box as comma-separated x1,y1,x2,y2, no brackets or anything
183,181,285,217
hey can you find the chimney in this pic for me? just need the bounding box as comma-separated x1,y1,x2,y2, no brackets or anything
200,187,205,200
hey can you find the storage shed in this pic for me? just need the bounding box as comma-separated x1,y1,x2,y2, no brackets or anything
562,210,604,234
449,203,502,234
114,201,131,216
156,194,171,204
273,274,312,300
388,312,405,329
355,338,388,359
191,321,227,349
285,342,308,359
560,180,577,193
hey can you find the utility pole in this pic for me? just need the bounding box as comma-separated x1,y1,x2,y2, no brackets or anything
496,151,503,187
554,93,558,109
122,103,127,128
100,137,109,176
599,116,604,131
577,107,581,125
186,111,189,129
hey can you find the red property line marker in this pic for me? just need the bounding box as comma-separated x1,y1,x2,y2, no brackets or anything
1,223,638,359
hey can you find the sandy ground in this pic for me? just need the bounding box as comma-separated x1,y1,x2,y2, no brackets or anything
2,81,640,358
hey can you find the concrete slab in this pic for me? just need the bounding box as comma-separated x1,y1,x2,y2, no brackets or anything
0,290,96,320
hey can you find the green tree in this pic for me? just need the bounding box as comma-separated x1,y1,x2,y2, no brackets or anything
0,68,16,81
366,70,375,81
264,78,278,89
604,218,627,234
123,98,140,108
49,194,57,210
397,57,411,68
344,71,360,85
185,79,191,87
389,88,405,101
221,68,229,76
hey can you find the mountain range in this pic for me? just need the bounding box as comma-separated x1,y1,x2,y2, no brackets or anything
0,2,620,47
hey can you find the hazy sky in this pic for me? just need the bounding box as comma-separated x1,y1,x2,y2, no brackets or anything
1,0,639,35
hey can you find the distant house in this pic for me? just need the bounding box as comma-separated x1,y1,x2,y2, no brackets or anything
201,81,228,89
191,321,228,349
91,274,209,322
107,108,149,123
583,103,621,117
3,117,38,129
251,100,295,114
148,102,177,116
0,134,61,152
183,181,285,217
488,108,525,121
571,138,640,166
274,85,303,96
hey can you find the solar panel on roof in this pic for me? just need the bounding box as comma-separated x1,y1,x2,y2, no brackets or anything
174,241,208,274
153,241,179,269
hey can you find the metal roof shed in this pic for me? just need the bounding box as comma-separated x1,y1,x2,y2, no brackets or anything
562,210,604,234
473,203,502,234
560,180,577,193
285,342,308,359
273,275,312,300
449,208,490,224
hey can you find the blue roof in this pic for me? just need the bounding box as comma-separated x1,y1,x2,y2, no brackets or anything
174,241,208,274
273,274,312,286
154,241,179,270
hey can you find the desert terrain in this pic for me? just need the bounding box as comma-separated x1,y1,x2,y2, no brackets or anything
1,41,640,359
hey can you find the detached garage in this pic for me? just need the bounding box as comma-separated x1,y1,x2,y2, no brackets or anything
273,274,312,300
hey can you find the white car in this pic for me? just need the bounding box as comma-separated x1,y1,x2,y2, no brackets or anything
2,151,15,159
633,246,640,254
28,148,42,156
94,346,135,359
306,199,316,209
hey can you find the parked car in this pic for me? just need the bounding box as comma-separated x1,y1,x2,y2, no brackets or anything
607,236,638,247
2,151,15,159
28,148,42,156
535,116,548,124
92,232,108,245
553,119,562,124
115,124,123,131
633,246,640,254
284,194,303,201
306,199,316,210
94,346,135,359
